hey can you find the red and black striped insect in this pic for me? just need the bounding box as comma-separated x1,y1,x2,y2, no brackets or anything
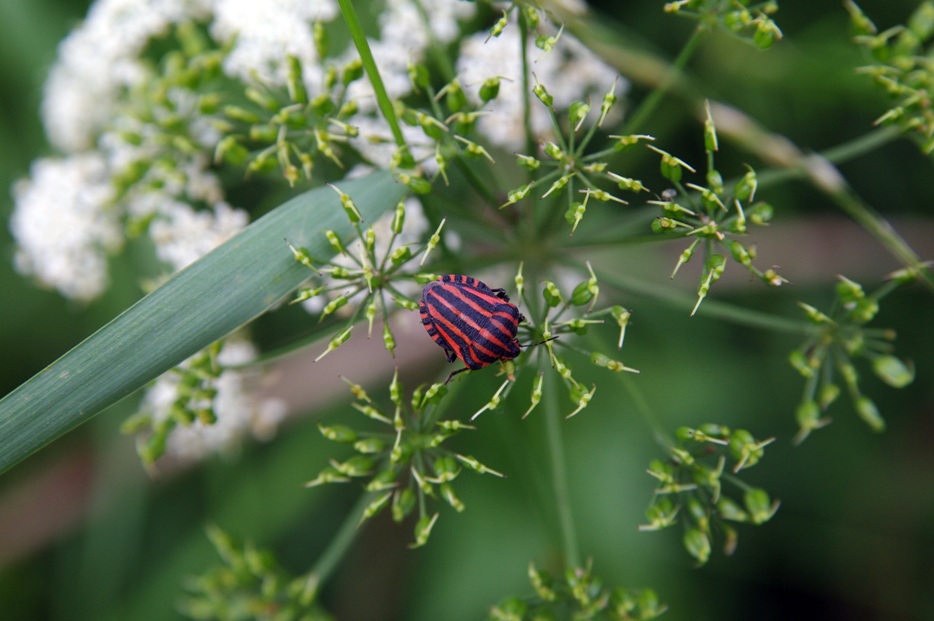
420,274,550,384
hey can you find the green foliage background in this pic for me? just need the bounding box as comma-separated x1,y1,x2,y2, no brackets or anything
1,1,933,620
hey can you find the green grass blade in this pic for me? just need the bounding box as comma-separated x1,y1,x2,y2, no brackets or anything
0,171,406,474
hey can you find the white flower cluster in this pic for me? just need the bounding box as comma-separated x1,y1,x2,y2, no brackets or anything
457,24,624,151
139,337,287,462
42,0,214,153
212,0,338,86
10,154,122,300
13,0,479,300
11,0,623,461
341,0,476,170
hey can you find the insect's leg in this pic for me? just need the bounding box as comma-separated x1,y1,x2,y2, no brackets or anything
444,366,471,385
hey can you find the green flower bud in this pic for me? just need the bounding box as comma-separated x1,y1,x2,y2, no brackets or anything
528,562,557,601
744,488,779,524
333,455,375,477
366,469,398,492
855,396,885,432
410,513,439,548
479,76,501,102
533,81,553,108
542,280,563,307
717,496,749,522
341,58,364,84
516,153,540,170
317,423,357,443
408,61,429,90
440,483,464,512
872,355,915,388
361,491,392,521
683,528,711,565
353,437,386,454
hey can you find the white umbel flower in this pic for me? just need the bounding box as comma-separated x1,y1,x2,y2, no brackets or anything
211,0,339,86
10,154,122,301
457,26,624,151
149,200,248,272
141,338,288,462
42,0,213,152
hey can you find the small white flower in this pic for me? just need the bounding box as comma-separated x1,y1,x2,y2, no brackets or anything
350,115,436,171
211,0,339,86
149,200,248,272
345,0,476,108
42,0,213,151
141,337,288,462
10,154,121,301
457,26,625,151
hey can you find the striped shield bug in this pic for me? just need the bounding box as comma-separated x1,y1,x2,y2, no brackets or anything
420,274,553,384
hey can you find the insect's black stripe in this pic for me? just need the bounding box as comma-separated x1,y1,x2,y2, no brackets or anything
432,322,487,369
426,289,518,366
426,296,480,352
422,297,459,363
432,284,507,324
428,288,515,348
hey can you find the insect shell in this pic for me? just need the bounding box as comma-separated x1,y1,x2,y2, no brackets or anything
419,274,524,384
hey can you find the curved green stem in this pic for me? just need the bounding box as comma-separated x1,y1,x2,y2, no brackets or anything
544,376,581,567
337,0,407,149
755,125,902,189
622,25,706,134
598,270,812,335
712,104,934,290
306,488,378,588
620,374,673,451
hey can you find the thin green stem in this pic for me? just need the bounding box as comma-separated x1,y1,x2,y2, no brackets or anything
519,11,535,159
620,374,673,451
306,488,377,587
518,11,539,239
598,270,811,335
410,0,456,82
622,26,705,134
337,0,407,149
754,125,902,189
713,106,934,290
453,158,500,209
828,186,934,290
543,377,581,568
819,124,903,166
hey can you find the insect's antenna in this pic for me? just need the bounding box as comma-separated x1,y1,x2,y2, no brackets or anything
522,336,558,349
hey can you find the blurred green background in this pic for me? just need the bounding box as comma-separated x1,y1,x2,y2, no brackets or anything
1,1,933,620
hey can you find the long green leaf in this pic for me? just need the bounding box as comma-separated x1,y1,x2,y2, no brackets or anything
0,171,406,474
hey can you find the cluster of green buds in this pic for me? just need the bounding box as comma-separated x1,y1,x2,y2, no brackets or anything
179,524,330,621
470,263,637,422
484,2,548,43
490,560,666,621
109,18,371,214
640,424,778,566
306,371,504,547
214,40,366,186
649,102,786,315
288,189,445,361
848,0,934,154
790,273,917,443
664,0,782,49
396,72,497,191
501,77,650,233
122,340,224,465
109,22,229,221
